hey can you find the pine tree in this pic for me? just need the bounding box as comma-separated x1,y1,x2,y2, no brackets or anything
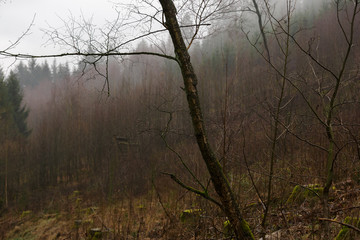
0,72,7,128
51,59,58,82
40,61,52,82
57,62,71,80
5,72,31,137
0,70,11,137
16,61,29,88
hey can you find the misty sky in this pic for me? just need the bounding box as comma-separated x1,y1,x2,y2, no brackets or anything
0,0,314,74
0,0,123,73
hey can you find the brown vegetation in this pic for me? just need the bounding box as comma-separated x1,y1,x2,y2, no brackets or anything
1,0,360,239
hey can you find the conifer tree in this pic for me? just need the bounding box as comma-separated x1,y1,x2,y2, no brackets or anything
0,72,7,129
4,72,30,137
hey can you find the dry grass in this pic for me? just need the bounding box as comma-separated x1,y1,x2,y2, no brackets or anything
2,178,360,240
2,188,229,240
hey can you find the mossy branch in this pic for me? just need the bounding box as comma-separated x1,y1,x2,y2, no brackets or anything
161,172,223,209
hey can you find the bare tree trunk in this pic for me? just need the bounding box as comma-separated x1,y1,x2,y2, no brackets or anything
159,1,254,239
5,143,8,209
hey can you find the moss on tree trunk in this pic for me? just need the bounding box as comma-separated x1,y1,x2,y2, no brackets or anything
158,0,255,239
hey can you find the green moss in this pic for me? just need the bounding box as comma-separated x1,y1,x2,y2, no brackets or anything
180,209,202,224
223,219,255,240
137,204,145,209
70,190,80,199
286,184,323,205
83,206,98,215
335,217,360,240
88,228,102,240
223,220,232,236
240,219,255,240
92,232,102,240
246,202,257,208
20,210,32,219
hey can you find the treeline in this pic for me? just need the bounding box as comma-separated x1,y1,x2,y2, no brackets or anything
0,1,359,214
16,59,72,88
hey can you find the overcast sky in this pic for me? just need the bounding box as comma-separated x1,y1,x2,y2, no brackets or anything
0,0,122,73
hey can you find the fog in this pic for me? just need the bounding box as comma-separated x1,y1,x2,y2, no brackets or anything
0,0,122,72
1,0,360,239
0,0,329,73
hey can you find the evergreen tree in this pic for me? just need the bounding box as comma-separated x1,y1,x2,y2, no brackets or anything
4,72,31,137
40,61,52,82
16,61,29,88
57,62,71,80
51,59,58,82
0,71,7,128
0,72,14,143
27,59,39,86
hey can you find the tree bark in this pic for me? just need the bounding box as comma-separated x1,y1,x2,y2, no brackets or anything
158,1,254,239
4,141,9,209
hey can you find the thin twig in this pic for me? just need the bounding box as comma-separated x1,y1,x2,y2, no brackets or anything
319,218,360,233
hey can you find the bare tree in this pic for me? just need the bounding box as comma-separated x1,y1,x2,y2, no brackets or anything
242,1,295,237
246,0,360,237
1,1,256,239
159,1,254,239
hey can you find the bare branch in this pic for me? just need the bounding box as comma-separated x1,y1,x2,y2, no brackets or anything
319,218,360,233
161,172,223,209
3,14,36,52
0,50,178,62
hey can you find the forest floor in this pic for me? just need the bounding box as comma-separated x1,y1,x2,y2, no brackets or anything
1,179,360,240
